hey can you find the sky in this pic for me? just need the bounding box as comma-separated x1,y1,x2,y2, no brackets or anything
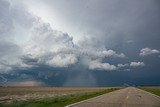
0,0,160,86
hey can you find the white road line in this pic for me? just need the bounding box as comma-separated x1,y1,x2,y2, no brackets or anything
65,93,106,107
125,96,129,100
65,89,118,107
138,88,160,99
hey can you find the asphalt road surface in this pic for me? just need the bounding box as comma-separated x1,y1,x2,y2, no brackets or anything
67,87,160,107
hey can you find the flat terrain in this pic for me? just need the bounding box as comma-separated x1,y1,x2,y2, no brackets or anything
139,87,160,97
140,87,160,90
0,87,112,103
68,87,160,107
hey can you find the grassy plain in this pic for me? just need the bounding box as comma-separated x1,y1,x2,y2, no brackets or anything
139,86,160,96
0,87,120,107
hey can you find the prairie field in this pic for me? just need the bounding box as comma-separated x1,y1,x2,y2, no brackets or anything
140,86,160,90
139,86,160,96
0,87,113,104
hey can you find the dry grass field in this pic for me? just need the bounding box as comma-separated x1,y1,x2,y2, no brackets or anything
140,86,160,90
139,86,160,96
0,87,112,104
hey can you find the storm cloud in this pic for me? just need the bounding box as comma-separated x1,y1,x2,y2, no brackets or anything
0,0,160,86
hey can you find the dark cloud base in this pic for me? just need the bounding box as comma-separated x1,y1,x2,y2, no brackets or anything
1,64,160,87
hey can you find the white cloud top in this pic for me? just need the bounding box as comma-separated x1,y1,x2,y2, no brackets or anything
46,54,78,67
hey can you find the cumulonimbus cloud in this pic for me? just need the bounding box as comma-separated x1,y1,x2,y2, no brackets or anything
140,48,160,56
23,20,125,69
0,0,126,74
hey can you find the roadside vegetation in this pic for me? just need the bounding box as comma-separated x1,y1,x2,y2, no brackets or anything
140,87,160,96
0,88,120,107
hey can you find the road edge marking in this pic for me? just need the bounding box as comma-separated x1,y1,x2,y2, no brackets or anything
65,88,122,107
65,93,107,107
138,88,160,99
125,96,129,100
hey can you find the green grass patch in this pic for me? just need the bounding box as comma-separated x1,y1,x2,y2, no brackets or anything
0,88,120,107
139,87,160,96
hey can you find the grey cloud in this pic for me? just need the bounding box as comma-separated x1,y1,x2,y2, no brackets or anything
0,0,134,75
0,0,78,71
140,48,160,56
117,64,128,68
46,54,78,67
0,0,36,73
89,60,117,71
130,62,145,67
33,0,159,45
99,50,125,58
0,75,7,84
0,0,35,41
22,19,126,69
0,0,13,39
0,0,127,73
10,3,36,28
0,0,148,76
0,41,21,73
5,80,45,86
23,20,77,68
127,40,134,44
0,0,159,86
0,40,34,74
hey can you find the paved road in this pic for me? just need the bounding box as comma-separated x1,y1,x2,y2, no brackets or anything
67,87,160,107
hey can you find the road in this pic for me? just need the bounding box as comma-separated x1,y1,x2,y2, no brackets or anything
67,87,160,107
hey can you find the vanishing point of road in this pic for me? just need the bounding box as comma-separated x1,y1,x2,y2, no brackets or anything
66,87,160,107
